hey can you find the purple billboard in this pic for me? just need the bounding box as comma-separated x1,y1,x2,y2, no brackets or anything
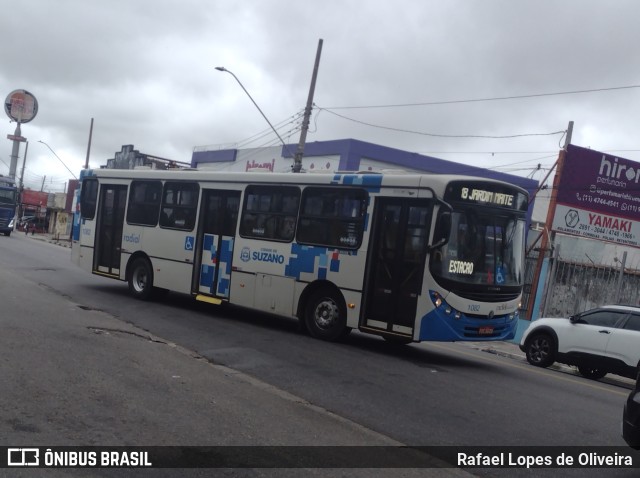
552,144,640,248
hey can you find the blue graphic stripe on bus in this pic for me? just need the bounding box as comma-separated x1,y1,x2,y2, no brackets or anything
285,244,344,280
79,169,95,180
216,236,234,297
199,234,217,293
73,170,96,241
331,174,383,192
200,264,214,292
418,309,516,341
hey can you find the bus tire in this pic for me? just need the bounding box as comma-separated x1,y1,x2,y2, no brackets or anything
128,257,154,300
304,288,348,341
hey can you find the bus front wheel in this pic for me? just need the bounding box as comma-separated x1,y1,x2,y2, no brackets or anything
128,258,154,300
304,288,348,341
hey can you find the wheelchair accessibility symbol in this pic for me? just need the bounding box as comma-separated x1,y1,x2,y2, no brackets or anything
185,236,194,250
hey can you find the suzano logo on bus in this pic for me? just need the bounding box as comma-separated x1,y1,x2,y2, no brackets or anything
240,247,285,264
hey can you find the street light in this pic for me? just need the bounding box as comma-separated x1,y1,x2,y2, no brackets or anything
214,66,286,147
37,141,78,179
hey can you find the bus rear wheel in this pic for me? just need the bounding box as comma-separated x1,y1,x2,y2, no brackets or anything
128,258,154,300
304,288,348,341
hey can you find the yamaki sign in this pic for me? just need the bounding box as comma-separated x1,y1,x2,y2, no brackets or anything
551,144,640,248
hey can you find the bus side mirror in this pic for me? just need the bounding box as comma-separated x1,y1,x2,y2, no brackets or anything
429,211,451,251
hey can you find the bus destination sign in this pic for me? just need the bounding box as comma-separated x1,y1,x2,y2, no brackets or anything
444,181,528,211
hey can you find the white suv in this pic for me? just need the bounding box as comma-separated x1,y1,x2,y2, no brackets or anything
519,305,640,380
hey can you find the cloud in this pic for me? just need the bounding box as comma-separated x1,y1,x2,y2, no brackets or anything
1,0,640,192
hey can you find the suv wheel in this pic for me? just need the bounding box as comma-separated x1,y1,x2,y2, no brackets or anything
525,333,556,368
577,366,607,380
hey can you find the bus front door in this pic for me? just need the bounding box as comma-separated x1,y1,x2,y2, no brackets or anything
94,184,127,277
363,198,431,339
195,190,240,301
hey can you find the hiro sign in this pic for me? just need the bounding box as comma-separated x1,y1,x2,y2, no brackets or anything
551,144,640,248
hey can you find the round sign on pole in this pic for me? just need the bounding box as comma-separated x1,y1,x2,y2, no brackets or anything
4,89,38,123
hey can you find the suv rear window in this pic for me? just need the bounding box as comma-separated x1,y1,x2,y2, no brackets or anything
623,314,640,331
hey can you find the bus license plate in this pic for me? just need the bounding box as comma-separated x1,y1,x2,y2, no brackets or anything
478,326,494,335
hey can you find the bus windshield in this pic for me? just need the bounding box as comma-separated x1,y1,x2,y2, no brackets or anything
0,188,17,205
430,208,525,287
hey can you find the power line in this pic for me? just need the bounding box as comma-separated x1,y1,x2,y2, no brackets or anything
316,106,566,139
322,84,640,110
235,110,304,149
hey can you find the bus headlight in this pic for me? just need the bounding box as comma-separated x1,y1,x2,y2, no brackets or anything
430,291,443,308
430,291,461,319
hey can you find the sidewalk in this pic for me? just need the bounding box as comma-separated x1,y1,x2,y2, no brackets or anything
23,231,71,248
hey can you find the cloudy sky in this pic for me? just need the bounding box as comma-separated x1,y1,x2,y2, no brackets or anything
2,0,640,193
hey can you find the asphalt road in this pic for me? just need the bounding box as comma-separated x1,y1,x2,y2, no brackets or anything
1,233,639,477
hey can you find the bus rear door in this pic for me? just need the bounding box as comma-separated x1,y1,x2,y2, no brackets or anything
362,198,431,339
194,189,240,303
94,184,127,277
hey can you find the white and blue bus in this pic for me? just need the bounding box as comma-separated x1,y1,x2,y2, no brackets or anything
72,168,529,343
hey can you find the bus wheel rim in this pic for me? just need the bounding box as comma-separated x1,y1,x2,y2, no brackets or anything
134,268,147,292
314,299,339,329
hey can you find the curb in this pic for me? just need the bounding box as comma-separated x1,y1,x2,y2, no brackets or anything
468,342,634,389
24,233,71,248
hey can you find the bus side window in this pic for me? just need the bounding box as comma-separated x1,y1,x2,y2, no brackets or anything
127,180,162,226
297,187,367,249
159,181,199,231
239,185,300,242
80,178,99,219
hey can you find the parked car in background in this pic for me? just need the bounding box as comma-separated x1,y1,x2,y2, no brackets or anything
623,370,640,449
519,305,640,380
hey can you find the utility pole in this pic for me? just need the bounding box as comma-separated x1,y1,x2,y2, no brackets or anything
8,122,22,179
525,121,573,321
85,117,94,169
17,141,29,226
19,141,28,191
616,251,627,303
292,39,323,173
